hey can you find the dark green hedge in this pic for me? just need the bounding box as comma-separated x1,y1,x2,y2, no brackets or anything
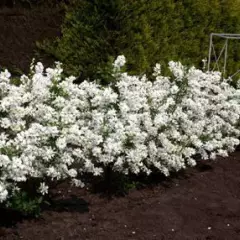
37,0,240,84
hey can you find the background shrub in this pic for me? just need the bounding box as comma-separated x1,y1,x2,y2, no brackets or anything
37,0,158,84
37,0,240,83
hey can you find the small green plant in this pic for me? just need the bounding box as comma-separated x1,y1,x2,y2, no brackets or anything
6,191,43,217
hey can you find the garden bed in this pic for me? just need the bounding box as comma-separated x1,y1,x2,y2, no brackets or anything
1,3,240,240
0,151,240,240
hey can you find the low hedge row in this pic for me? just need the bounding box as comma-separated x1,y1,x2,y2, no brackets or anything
0,56,239,215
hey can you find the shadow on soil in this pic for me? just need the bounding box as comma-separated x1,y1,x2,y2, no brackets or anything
0,158,216,229
195,162,213,172
45,194,89,213
88,161,215,199
0,207,28,228
0,195,89,228
88,167,193,199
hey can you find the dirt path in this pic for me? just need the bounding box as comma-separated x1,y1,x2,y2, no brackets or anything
0,151,240,240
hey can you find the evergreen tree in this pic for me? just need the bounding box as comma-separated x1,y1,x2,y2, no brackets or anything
37,0,240,83
38,0,157,84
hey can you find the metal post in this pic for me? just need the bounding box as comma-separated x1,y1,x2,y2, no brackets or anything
208,33,240,78
223,39,228,78
208,33,213,72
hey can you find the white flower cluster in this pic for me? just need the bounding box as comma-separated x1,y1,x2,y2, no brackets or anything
0,62,85,202
0,56,240,203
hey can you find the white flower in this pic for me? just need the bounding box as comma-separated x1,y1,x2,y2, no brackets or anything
0,184,8,202
202,58,207,70
71,179,85,188
0,69,11,80
170,85,179,94
35,62,44,74
113,55,126,70
39,182,49,195
168,61,185,79
68,169,78,178
153,63,161,76
56,137,67,150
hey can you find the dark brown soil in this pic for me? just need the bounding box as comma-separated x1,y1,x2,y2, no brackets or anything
0,151,240,240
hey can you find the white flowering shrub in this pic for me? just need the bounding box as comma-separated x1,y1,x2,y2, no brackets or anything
0,61,85,206
73,57,240,178
0,55,240,211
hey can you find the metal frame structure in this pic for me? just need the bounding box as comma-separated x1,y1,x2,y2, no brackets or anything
208,33,240,78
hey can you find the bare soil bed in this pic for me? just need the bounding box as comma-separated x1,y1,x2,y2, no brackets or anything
0,151,239,240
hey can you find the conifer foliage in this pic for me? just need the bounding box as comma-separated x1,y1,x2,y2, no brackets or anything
37,0,240,82
37,0,157,84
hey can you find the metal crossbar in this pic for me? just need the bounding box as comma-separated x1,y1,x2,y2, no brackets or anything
208,33,240,78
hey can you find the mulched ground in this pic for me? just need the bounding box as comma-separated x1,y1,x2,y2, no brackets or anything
0,151,240,240
1,3,240,240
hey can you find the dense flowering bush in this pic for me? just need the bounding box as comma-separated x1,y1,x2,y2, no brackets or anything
0,61,85,204
0,56,240,206
74,58,240,178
